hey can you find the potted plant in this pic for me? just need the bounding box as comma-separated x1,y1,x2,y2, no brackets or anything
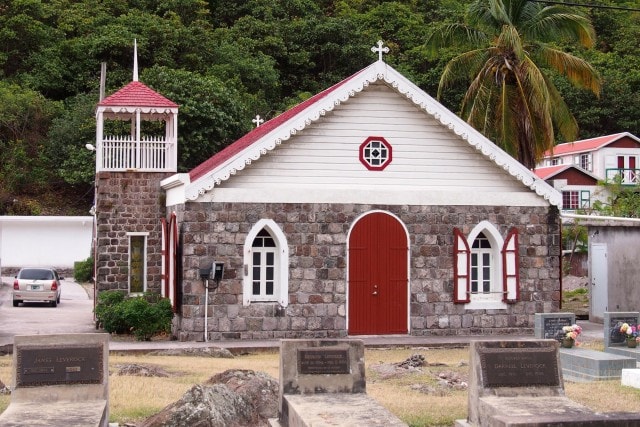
619,323,640,348
560,324,582,348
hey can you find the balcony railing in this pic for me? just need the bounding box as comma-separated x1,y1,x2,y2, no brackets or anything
605,168,640,185
98,135,175,172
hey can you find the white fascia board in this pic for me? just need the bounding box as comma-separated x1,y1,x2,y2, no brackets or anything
96,105,178,116
161,173,190,205
197,187,551,207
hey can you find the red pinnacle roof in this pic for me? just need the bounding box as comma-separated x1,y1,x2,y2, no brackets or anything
98,81,178,108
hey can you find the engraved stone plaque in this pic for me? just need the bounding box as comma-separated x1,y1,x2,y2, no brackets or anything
479,346,559,388
17,345,103,387
543,316,573,340
609,316,638,345
298,348,350,375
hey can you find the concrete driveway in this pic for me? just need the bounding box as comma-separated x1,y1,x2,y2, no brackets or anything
0,276,97,351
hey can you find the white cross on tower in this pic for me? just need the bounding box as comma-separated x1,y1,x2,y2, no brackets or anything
252,114,264,128
371,40,389,61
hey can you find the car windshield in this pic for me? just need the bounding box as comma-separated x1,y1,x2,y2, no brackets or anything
19,269,54,280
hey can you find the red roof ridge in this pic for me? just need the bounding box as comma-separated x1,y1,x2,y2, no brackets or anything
98,81,178,108
533,164,599,181
544,132,629,157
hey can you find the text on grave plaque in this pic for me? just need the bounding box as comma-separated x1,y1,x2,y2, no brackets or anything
479,347,559,387
17,345,103,387
298,349,350,374
543,317,572,339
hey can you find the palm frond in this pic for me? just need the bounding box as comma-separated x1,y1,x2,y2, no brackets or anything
437,49,490,98
527,7,596,47
542,72,579,142
425,24,488,57
535,47,601,96
468,0,517,29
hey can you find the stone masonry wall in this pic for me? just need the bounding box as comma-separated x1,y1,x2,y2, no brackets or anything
173,202,561,341
95,171,172,293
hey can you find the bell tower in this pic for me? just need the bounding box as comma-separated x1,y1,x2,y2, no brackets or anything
93,41,179,296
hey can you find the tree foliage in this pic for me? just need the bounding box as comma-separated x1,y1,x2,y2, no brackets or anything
0,0,639,214
593,175,640,218
425,0,601,168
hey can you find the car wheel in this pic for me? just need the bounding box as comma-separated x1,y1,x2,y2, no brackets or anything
51,300,57,307
13,300,19,307
57,294,61,303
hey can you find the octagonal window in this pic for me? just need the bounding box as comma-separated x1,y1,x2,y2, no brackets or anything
359,136,392,171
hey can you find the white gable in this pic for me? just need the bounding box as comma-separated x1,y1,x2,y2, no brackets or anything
168,61,560,207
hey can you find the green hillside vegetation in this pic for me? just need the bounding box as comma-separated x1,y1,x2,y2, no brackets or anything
1,0,639,215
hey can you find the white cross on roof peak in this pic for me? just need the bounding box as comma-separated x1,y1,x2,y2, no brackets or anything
252,114,264,128
371,40,389,62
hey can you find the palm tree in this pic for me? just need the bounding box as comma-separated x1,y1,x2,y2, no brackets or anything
426,0,601,169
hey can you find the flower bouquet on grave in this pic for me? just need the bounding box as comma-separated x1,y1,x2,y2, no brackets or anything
619,323,640,348
560,324,582,348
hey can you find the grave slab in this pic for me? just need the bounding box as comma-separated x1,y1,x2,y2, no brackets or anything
621,369,640,389
605,346,640,363
559,348,636,382
275,339,406,427
276,394,406,427
458,339,640,426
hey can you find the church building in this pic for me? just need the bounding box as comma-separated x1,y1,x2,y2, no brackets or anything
94,43,562,341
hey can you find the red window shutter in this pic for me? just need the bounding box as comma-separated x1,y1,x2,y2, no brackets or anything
502,228,519,303
160,217,168,299
161,213,179,312
453,228,470,303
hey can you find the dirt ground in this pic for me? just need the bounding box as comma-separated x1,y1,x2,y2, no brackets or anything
563,275,588,291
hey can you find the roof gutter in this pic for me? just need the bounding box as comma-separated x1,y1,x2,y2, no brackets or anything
561,212,640,224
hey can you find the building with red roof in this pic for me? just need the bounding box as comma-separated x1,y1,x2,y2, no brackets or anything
537,132,640,185
533,165,604,211
534,132,640,211
95,43,564,342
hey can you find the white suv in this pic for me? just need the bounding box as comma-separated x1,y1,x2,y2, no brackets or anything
13,267,63,307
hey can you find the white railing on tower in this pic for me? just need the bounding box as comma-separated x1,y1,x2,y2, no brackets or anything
99,135,175,172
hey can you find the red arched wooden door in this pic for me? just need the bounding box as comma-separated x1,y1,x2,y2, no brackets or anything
348,212,408,335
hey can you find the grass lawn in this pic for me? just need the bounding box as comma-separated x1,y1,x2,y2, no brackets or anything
1,345,639,427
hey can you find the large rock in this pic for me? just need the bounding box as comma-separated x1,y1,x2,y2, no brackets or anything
205,369,279,421
139,369,278,427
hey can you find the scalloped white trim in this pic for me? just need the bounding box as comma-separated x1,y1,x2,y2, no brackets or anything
185,61,561,207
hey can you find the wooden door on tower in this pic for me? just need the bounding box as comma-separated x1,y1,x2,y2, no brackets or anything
348,212,408,335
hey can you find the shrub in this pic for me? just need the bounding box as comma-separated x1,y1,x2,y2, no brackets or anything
123,294,173,341
95,290,127,334
74,256,94,282
95,291,173,341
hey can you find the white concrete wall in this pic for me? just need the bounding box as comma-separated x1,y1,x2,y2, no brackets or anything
0,216,93,270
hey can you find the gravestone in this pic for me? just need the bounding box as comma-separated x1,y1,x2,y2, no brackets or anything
0,333,109,427
456,340,640,426
464,340,566,427
274,339,406,427
534,313,575,341
603,312,640,348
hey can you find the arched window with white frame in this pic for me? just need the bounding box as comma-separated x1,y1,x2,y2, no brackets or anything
453,222,519,309
243,219,289,307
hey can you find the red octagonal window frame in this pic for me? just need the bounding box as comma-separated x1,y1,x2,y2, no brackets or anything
359,136,393,171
